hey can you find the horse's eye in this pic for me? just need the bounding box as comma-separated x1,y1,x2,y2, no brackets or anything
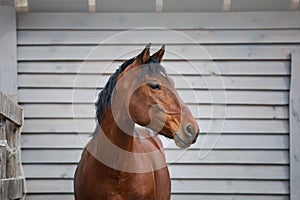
148,83,161,90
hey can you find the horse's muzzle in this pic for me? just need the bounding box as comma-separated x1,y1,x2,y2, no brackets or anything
174,123,199,148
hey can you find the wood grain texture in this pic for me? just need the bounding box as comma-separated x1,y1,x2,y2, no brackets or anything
0,117,6,179
0,178,24,199
0,93,24,199
0,92,23,126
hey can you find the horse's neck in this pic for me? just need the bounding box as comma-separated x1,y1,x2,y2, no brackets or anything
86,108,167,173
96,108,135,150
87,127,167,174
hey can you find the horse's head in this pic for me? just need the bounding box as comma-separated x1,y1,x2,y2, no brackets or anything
112,44,199,148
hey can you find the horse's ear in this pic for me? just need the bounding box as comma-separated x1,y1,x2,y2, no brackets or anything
152,44,165,63
136,43,151,64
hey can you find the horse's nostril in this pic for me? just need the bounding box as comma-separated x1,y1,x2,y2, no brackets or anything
185,124,195,137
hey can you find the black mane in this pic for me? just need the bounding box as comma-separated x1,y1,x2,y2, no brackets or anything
95,58,135,124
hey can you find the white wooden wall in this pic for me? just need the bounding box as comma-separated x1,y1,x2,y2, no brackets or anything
0,6,17,98
16,12,300,200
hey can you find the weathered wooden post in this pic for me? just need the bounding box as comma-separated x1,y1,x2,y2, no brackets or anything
0,92,25,199
0,116,7,180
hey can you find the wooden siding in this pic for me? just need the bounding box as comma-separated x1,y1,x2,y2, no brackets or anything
16,12,300,200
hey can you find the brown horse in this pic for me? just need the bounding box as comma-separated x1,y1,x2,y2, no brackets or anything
74,44,199,200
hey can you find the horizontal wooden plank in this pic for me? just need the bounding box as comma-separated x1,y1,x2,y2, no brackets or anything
18,89,289,105
26,179,73,194
21,118,288,133
17,45,294,61
171,194,289,200
21,134,88,149
21,149,83,164
21,194,74,200
23,164,75,179
25,179,289,194
21,149,289,164
171,180,289,194
22,104,289,119
24,194,290,200
23,164,289,180
0,91,23,125
167,134,289,149
20,133,289,149
18,74,290,90
21,119,97,133
166,149,289,164
17,29,300,45
169,165,289,179
17,12,300,30
17,61,291,75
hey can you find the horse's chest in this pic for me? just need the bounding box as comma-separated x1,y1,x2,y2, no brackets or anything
113,173,155,200
75,148,170,200
115,168,170,200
